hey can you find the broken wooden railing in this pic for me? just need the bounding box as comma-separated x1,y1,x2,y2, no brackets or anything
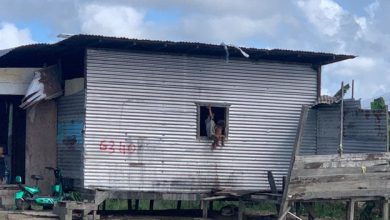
279,105,390,220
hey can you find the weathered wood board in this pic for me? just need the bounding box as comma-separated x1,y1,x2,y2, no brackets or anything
287,152,390,201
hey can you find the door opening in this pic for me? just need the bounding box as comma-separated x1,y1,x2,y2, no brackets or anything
0,96,26,184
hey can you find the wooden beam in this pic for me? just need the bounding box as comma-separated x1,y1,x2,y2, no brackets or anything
278,105,310,219
202,195,228,201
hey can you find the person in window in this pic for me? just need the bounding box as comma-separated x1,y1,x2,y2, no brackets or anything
206,105,225,149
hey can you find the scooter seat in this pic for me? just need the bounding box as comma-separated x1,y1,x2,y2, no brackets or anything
31,175,44,181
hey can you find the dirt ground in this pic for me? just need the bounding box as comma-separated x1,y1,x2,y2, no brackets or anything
0,210,340,220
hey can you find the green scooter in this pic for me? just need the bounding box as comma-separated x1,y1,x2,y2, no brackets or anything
15,167,64,210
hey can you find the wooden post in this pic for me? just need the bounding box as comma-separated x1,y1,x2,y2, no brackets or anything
102,200,106,211
176,200,182,210
278,106,310,219
347,199,355,220
295,202,301,217
303,202,315,220
202,200,209,219
238,199,245,220
135,199,139,210
383,198,389,220
339,81,344,156
149,200,154,211
268,170,280,213
127,199,132,212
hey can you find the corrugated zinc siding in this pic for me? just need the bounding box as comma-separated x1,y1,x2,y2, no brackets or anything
300,100,388,155
84,49,317,192
57,90,85,187
299,109,317,155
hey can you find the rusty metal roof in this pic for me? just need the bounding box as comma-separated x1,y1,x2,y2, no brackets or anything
0,34,355,68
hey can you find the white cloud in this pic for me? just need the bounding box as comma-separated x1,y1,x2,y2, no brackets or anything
0,0,389,100
0,22,35,49
79,3,148,39
179,14,282,44
297,0,346,37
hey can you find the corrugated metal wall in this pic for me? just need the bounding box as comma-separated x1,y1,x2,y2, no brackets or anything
300,109,317,155
84,49,318,193
300,100,388,155
57,90,85,187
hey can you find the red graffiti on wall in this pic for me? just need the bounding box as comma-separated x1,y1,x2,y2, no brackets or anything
99,140,137,154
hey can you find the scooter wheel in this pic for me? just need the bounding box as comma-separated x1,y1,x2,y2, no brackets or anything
15,199,31,210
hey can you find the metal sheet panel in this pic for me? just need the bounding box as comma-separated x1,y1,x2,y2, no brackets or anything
57,90,85,187
303,100,387,155
343,109,388,153
300,109,317,155
84,49,318,192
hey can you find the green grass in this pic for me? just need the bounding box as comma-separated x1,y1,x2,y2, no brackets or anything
101,199,384,219
102,199,277,213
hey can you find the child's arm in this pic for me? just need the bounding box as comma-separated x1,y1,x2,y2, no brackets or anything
208,105,213,118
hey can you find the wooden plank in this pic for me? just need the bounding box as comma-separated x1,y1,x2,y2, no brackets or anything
289,176,390,192
202,195,228,201
294,159,389,170
289,189,390,201
0,68,37,95
291,165,390,177
290,172,390,185
278,105,309,220
295,152,390,164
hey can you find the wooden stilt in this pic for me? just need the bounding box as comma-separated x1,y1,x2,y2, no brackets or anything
295,202,301,217
202,200,209,219
303,202,315,220
383,198,389,220
127,199,132,212
347,199,355,220
209,201,213,212
149,200,154,211
135,199,139,210
102,200,106,211
176,200,182,210
238,199,244,220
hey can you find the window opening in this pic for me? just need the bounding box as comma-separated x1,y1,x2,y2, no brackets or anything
197,103,229,148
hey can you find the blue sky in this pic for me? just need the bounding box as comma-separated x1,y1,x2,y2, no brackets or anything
0,0,389,102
